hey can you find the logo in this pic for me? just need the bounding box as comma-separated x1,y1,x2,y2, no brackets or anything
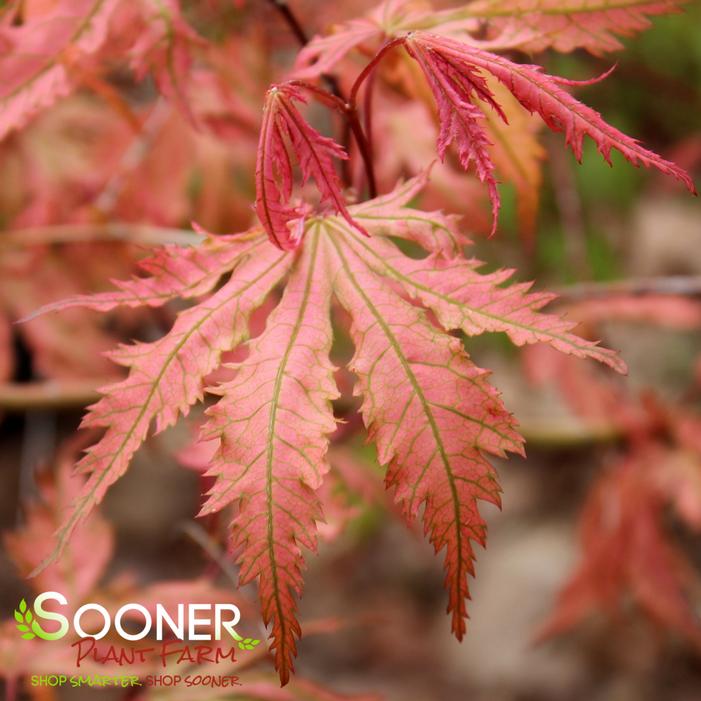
15,592,260,650
14,597,51,640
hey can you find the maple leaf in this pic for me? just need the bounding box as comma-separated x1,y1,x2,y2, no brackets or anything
404,33,503,234
291,0,485,80
294,21,694,230
293,0,689,80
24,227,258,317
401,31,696,215
127,0,204,125
200,231,338,683
30,232,290,575
5,435,114,602
292,0,419,80
255,83,368,251
343,179,625,369
328,230,524,640
452,0,689,55
538,443,701,650
0,0,119,141
481,78,544,244
31,179,624,683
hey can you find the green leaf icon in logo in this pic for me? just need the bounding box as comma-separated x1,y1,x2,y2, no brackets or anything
238,637,261,651
230,629,261,651
14,599,36,640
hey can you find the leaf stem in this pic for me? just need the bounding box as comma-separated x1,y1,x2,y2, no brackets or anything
362,68,377,172
347,107,377,198
289,80,378,198
349,37,405,108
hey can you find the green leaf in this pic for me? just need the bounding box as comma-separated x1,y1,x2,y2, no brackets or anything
14,610,22,623
19,599,27,614
16,624,28,632
22,632,35,640
25,609,33,623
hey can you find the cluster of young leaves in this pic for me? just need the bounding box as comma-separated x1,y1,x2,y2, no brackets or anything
294,0,694,241
9,0,696,689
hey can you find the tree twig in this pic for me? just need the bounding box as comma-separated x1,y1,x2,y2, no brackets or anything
93,99,171,215
179,521,240,588
556,275,701,302
0,380,102,411
266,0,344,100
347,107,377,197
266,0,308,45
0,223,202,248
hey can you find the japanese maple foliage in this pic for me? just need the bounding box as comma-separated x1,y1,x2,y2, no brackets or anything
6,0,695,689
32,181,627,682
524,297,701,649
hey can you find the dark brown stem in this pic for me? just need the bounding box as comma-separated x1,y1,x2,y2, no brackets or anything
347,108,377,198
267,0,344,100
266,0,308,45
363,68,377,167
345,38,406,196
340,119,353,187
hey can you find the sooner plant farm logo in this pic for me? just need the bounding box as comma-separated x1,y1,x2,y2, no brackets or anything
14,592,260,650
